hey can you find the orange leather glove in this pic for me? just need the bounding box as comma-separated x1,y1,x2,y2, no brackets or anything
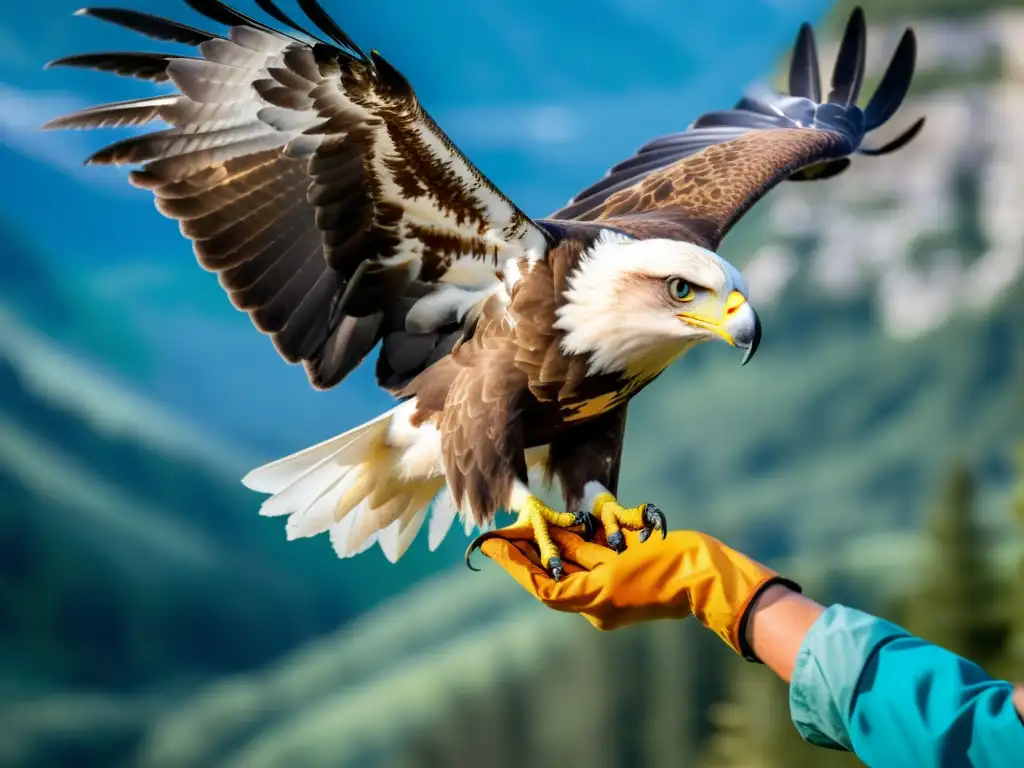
479,527,800,661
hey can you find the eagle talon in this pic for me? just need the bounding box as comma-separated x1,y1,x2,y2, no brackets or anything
642,503,667,541
464,529,510,572
465,494,586,580
548,556,564,582
607,530,626,553
593,493,667,551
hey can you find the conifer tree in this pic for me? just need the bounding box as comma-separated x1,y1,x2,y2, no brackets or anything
1005,446,1024,680
904,461,1007,670
700,659,820,768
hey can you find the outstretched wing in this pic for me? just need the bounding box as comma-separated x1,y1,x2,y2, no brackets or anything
45,0,550,390
550,7,925,250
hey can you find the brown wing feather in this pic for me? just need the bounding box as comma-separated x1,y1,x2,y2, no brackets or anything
44,1,549,392
554,9,923,249
578,128,845,250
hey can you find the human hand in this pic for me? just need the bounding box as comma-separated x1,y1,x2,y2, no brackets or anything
479,526,798,658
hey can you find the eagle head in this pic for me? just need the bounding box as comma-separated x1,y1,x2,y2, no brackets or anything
554,230,761,376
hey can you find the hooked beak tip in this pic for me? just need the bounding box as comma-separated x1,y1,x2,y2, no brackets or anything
740,312,761,366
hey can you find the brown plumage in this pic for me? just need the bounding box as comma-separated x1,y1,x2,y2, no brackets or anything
44,1,923,572
583,130,847,249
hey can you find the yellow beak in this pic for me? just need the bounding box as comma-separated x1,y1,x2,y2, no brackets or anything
724,290,746,315
677,290,761,365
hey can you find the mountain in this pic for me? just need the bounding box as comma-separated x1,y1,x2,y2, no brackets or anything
0,306,331,691
0,214,148,372
0,294,473,767
97,3,1024,765
0,301,471,696
1,0,1021,765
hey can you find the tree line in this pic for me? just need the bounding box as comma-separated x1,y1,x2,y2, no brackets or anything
390,448,1024,767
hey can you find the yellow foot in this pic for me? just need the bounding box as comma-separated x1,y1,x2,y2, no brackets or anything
465,491,596,581
591,492,667,553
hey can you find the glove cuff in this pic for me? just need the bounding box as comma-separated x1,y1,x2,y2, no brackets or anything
735,575,804,663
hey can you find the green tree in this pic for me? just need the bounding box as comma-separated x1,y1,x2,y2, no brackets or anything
700,658,820,768
902,462,1008,671
1004,446,1024,681
386,619,710,767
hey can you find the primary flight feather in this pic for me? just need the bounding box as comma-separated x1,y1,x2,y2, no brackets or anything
44,1,923,576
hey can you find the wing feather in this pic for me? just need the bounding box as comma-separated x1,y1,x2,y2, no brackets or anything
71,7,223,45
789,23,821,102
45,51,186,83
826,7,866,106
44,1,550,392
552,7,924,250
863,29,917,131
42,95,178,130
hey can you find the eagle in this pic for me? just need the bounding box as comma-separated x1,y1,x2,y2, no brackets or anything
45,1,923,579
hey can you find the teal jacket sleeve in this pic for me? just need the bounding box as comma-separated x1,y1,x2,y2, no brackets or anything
788,604,1024,767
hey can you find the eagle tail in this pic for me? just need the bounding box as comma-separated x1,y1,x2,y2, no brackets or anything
242,403,453,562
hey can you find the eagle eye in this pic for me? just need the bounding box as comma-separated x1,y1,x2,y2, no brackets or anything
666,277,695,302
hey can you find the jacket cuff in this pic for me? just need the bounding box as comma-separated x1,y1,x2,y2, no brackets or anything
788,604,909,751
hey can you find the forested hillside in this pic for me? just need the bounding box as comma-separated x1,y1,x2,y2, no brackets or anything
1,0,1021,765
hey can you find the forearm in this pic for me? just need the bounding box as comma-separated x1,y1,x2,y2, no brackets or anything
742,584,824,683
743,595,1024,765
743,586,1024,726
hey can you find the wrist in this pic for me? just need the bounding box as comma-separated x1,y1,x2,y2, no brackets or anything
737,578,804,662
743,585,825,682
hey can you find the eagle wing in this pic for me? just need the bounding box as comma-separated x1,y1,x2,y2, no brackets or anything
45,0,550,391
550,8,925,250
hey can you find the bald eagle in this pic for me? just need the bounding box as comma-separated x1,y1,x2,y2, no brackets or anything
45,1,923,578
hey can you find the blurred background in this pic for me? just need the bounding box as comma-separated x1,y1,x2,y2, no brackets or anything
0,0,1021,765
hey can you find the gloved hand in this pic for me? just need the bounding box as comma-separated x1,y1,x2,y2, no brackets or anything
479,527,800,660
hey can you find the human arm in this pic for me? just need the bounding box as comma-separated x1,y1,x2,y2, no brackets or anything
741,583,824,682
779,598,1024,765
480,528,1024,766
743,583,1024,763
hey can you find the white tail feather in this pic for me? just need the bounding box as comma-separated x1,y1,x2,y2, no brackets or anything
241,408,397,494
375,499,415,562
285,468,373,541
257,455,358,519
329,503,380,558
427,489,459,551
377,487,435,563
346,492,411,552
244,403,556,562
245,401,454,562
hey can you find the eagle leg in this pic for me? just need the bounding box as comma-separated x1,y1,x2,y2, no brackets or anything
590,492,667,553
464,493,596,581
513,496,596,581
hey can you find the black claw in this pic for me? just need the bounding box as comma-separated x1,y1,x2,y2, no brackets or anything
641,504,667,542
548,556,563,582
607,530,626,553
464,530,509,572
573,511,599,541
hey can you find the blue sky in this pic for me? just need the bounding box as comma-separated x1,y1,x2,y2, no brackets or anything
0,0,834,457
